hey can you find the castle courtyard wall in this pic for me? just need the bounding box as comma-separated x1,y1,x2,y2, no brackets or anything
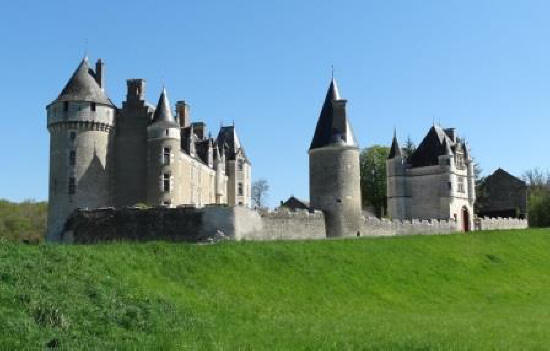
62,207,529,244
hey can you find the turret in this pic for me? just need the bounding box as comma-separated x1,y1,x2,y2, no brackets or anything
146,88,181,207
386,130,408,219
214,144,227,204
309,78,362,237
46,56,116,242
215,125,251,207
464,143,476,204
438,138,455,202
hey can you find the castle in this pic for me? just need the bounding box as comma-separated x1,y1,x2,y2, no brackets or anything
46,57,251,241
386,126,476,231
47,56,526,243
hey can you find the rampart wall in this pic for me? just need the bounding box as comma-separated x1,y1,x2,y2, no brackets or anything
475,217,528,231
62,207,528,244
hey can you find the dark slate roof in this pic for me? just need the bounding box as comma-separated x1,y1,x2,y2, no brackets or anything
54,57,113,106
216,126,249,162
309,78,358,150
280,196,309,210
151,88,178,126
408,126,453,168
388,130,402,159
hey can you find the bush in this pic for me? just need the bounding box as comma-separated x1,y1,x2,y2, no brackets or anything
527,189,550,227
0,199,47,242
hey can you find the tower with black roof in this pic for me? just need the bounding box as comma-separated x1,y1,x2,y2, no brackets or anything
46,57,116,241
309,78,362,237
146,87,181,206
386,130,409,219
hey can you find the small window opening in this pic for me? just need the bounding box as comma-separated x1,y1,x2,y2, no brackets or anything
69,150,76,166
70,131,76,141
163,147,171,165
448,182,452,190
91,102,96,111
238,159,244,171
238,182,243,196
165,129,169,136
163,173,170,192
63,101,69,112
68,177,75,194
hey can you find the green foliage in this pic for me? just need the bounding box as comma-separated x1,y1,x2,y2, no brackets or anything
527,188,550,227
0,199,47,242
403,135,416,159
360,145,389,217
1,229,550,349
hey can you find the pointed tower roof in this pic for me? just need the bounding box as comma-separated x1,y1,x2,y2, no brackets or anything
388,129,402,159
152,87,178,126
309,78,357,150
54,57,113,106
216,125,249,162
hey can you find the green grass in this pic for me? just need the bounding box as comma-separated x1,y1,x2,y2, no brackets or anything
1,229,550,350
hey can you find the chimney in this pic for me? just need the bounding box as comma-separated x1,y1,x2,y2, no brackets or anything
95,59,105,91
176,101,190,128
126,79,146,102
191,122,207,140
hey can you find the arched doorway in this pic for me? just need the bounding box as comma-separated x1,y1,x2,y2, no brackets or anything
462,207,470,232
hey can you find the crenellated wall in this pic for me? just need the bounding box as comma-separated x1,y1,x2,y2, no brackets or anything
360,217,458,236
475,217,528,231
61,207,528,244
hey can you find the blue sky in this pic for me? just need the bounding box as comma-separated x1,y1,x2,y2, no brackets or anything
1,0,549,207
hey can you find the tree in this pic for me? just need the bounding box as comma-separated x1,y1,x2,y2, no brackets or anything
360,145,390,218
522,168,550,227
251,179,269,209
402,136,416,159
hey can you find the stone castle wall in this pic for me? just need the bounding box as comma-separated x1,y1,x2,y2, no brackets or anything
360,217,458,237
62,207,528,244
475,217,528,231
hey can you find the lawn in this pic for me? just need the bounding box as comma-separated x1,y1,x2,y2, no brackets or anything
1,229,549,349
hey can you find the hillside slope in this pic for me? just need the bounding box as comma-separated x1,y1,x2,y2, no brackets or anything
1,229,550,349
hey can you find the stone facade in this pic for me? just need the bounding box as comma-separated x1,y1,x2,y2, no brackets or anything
387,126,476,231
46,57,251,241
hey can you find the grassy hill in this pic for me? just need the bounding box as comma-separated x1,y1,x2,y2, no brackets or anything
1,229,550,349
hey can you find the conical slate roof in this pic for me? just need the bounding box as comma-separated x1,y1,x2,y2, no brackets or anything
152,88,178,126
54,57,113,106
388,130,402,159
309,78,357,150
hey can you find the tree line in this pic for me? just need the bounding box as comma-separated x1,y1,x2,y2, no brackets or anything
0,199,47,242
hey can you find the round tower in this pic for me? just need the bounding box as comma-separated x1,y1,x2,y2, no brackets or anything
386,131,408,219
309,78,362,237
146,88,181,207
46,57,115,242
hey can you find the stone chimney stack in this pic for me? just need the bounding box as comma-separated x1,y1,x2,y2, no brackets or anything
95,59,105,91
126,79,146,102
176,100,191,128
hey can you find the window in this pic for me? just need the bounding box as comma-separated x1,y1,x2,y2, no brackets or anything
163,147,171,165
238,182,243,196
163,173,170,192
165,129,169,136
63,101,69,112
458,177,465,193
70,131,76,141
238,159,244,171
69,150,76,166
91,102,96,111
68,177,75,194
447,182,452,191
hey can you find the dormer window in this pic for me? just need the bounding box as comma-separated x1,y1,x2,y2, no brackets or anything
91,102,96,111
